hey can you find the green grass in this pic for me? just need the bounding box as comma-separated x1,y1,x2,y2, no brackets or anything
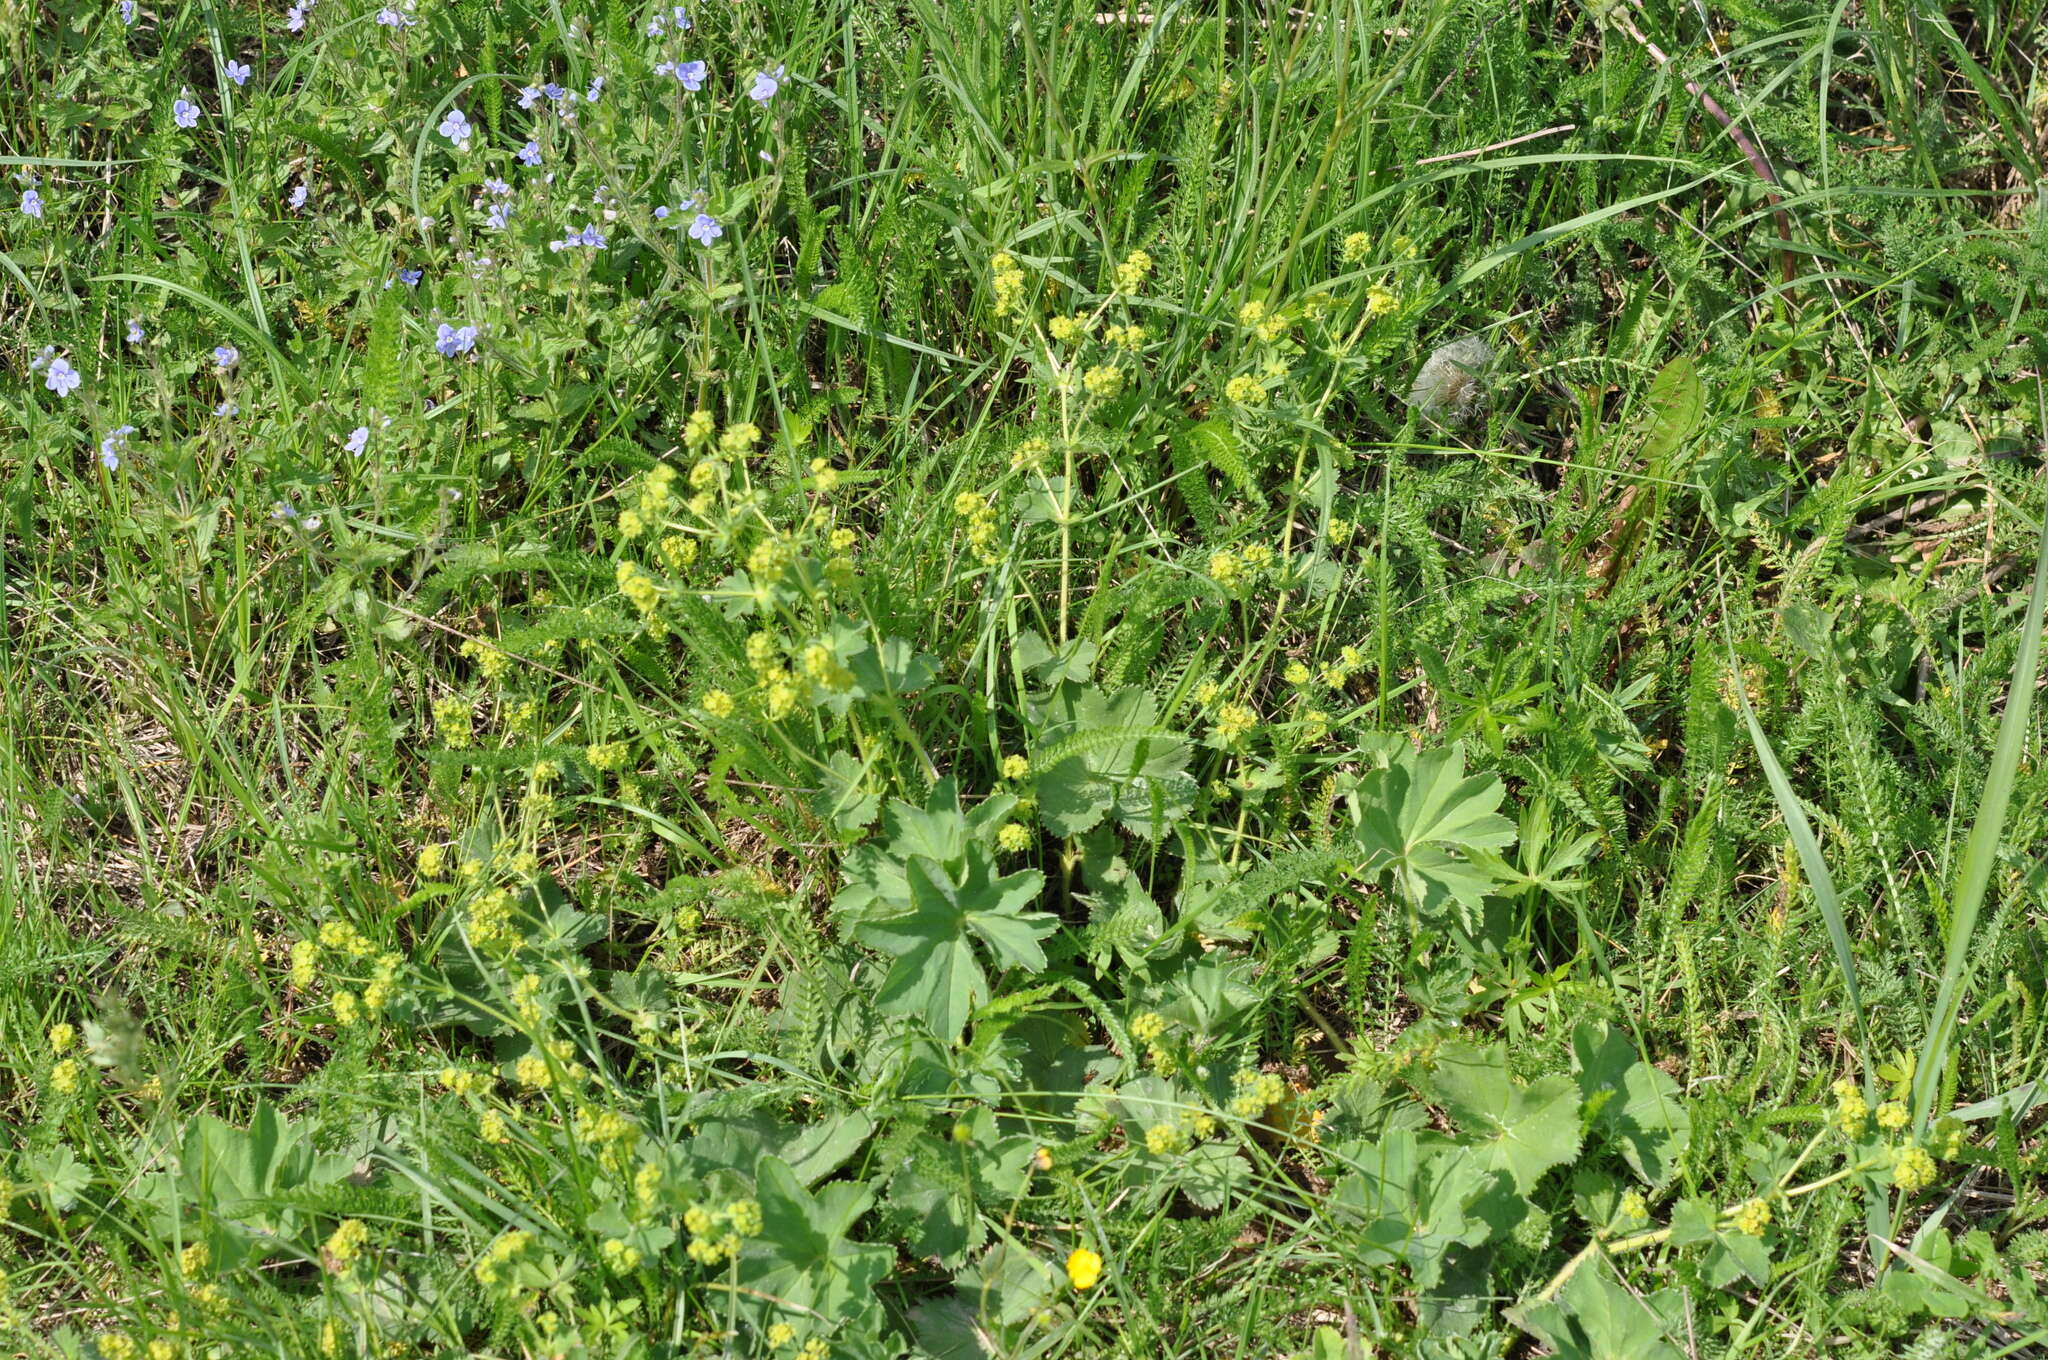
5,0,2048,1356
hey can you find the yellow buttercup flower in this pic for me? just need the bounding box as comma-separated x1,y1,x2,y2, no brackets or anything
1065,1246,1103,1291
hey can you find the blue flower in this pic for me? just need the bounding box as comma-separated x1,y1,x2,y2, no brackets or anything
344,425,370,456
289,183,309,210
645,15,665,36
214,344,240,369
586,76,605,102
670,5,690,28
542,83,567,103
285,3,308,29
45,358,81,397
100,425,136,470
21,188,42,218
549,224,607,252
214,400,238,417
517,85,542,110
435,323,478,356
653,205,670,220
399,267,423,286
126,318,146,343
226,59,251,86
748,64,785,103
375,4,414,26
687,212,722,245
119,0,136,24
517,140,542,166
439,108,472,149
483,177,511,196
486,202,512,230
173,96,200,128
676,59,707,90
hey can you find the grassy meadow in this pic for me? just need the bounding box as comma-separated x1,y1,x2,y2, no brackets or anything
5,0,2048,1355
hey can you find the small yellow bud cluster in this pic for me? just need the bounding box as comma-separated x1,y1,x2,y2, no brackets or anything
954,489,1001,564
49,1059,82,1097
720,422,761,456
1224,374,1264,406
682,1200,752,1266
431,695,474,749
458,638,511,681
1322,644,1365,690
1144,1122,1190,1156
1831,1078,1869,1135
1082,364,1124,399
467,887,519,949
996,823,1031,853
991,251,1026,317
473,1230,532,1287
1617,1190,1649,1226
797,1340,829,1360
96,1336,138,1360
1129,1011,1167,1044
1365,282,1399,318
1048,312,1090,344
808,456,841,493
683,409,716,449
48,1022,76,1054
616,560,662,627
585,740,629,772
439,1067,491,1097
599,1237,643,1272
657,533,698,571
702,689,736,719
417,842,447,879
324,1218,369,1267
1339,231,1372,264
1113,248,1153,293
1284,661,1312,686
746,535,795,585
479,1109,512,1144
1010,437,1050,473
179,1241,210,1277
799,642,853,693
767,1323,797,1349
1875,1100,1909,1132
1213,702,1258,745
362,952,403,1015
1103,323,1146,348
1729,1197,1772,1237
1892,1144,1938,1195
1228,1068,1287,1120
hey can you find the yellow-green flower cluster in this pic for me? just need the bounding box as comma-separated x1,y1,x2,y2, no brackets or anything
49,1058,82,1097
1366,282,1399,317
1892,1144,1937,1194
439,1066,492,1097
1113,248,1153,293
324,1218,369,1267
1224,374,1265,406
467,886,520,950
683,1199,758,1266
49,1022,75,1054
1144,1121,1190,1156
1010,437,1051,473
1340,231,1372,264
458,637,511,681
996,823,1031,853
1082,364,1124,399
1228,1068,1287,1120
473,1230,533,1287
1729,1197,1771,1236
1213,702,1258,746
991,251,1026,317
616,560,663,632
953,490,1001,564
431,695,473,749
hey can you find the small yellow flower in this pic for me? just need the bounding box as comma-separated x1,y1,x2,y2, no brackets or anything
703,690,735,719
1893,1144,1937,1195
1365,282,1399,317
514,1054,552,1090
48,1023,75,1054
1129,1011,1167,1043
324,1218,369,1266
417,843,446,880
1208,549,1244,588
767,1323,797,1349
1729,1198,1771,1237
1082,364,1124,399
479,1109,511,1144
96,1336,137,1360
1339,230,1372,263
996,823,1031,853
1874,1100,1909,1132
1114,248,1153,292
1213,702,1258,745
1065,1246,1103,1291
1224,374,1264,405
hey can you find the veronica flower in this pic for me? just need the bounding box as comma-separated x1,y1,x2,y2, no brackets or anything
214,344,239,370
435,323,478,356
653,205,670,220
646,15,665,36
173,94,201,128
375,4,414,26
120,0,136,23
225,59,251,86
127,318,146,343
99,426,136,469
289,183,309,210
46,358,82,396
485,202,512,230
674,59,706,91
687,212,722,245
398,267,423,286
344,425,370,456
439,108,472,150
21,188,42,218
517,85,542,110
585,76,604,102
285,4,308,29
483,177,511,196
542,83,567,103
517,140,542,167
214,399,239,417
748,65,785,103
